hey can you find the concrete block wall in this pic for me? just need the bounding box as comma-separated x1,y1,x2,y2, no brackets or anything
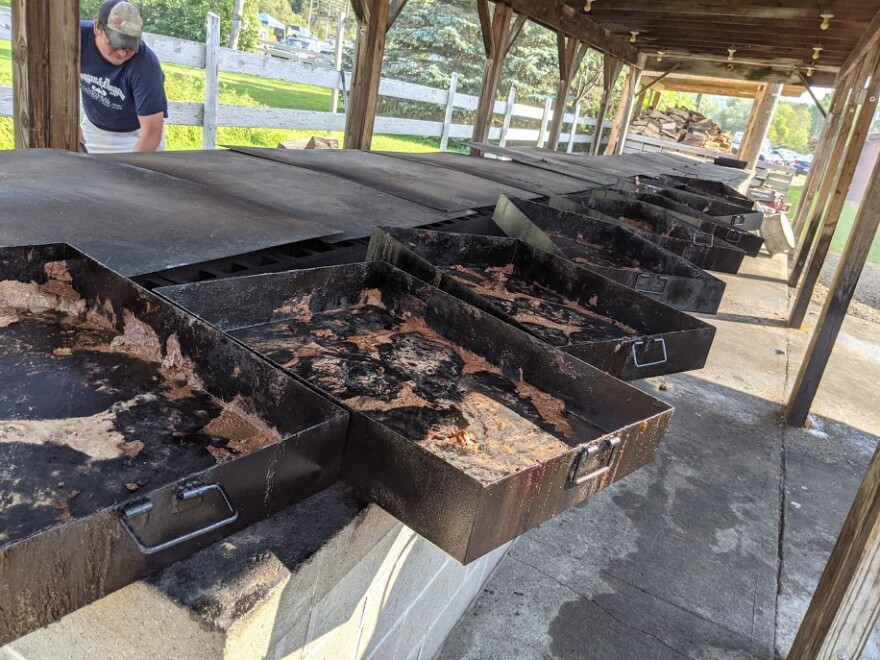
1,485,509,660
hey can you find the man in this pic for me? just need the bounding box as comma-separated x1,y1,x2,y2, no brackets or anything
80,0,168,153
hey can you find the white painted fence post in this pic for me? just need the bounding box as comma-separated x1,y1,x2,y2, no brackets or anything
439,73,458,152
203,13,220,149
566,104,580,154
537,97,552,147
499,87,516,147
331,11,346,114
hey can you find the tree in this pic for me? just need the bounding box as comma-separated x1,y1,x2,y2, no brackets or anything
229,0,247,49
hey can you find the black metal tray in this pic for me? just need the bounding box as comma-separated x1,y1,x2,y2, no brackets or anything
0,244,348,645
547,195,746,274
156,262,673,564
592,185,765,257
653,175,764,230
493,196,726,314
367,228,716,380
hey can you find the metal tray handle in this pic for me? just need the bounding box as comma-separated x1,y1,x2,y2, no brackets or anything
119,483,239,555
634,273,669,296
724,229,742,245
570,437,622,486
631,337,668,368
692,232,714,248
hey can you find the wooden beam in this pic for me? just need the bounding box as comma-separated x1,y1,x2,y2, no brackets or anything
586,0,865,21
470,2,514,154
738,83,782,170
11,0,80,150
798,71,828,119
506,13,527,56
789,55,871,288
502,0,637,64
589,54,622,156
386,0,410,31
477,0,495,59
547,37,587,150
604,65,641,155
788,50,880,329
784,151,880,428
350,0,369,25
789,437,880,654
343,0,390,150
635,65,679,96
837,7,880,80
791,70,851,235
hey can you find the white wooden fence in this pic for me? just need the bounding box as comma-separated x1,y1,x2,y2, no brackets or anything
0,8,611,150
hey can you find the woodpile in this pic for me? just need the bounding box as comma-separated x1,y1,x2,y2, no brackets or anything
629,106,733,153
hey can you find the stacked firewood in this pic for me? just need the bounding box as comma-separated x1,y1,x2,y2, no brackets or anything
629,106,732,152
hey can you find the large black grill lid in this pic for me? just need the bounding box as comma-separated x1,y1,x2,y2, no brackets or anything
156,262,673,564
493,196,726,315
547,195,747,274
366,227,716,381
593,185,765,258
0,244,348,645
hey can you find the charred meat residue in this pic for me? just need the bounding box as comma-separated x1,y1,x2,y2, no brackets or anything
232,289,602,483
0,264,280,544
443,263,639,346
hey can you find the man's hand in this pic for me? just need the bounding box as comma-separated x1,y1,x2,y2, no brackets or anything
133,112,165,152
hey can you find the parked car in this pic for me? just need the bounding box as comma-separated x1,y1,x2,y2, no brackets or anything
794,154,813,175
287,25,314,41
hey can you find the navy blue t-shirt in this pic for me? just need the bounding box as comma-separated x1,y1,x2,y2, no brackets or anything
80,21,168,132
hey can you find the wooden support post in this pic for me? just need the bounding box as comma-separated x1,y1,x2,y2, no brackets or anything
499,86,516,147
566,103,580,154
547,35,587,151
650,90,661,110
202,13,220,150
604,65,641,156
784,152,880,429
439,73,458,152
470,2,515,155
737,83,783,170
791,73,851,235
537,97,552,147
11,0,80,150
788,436,880,656
590,54,623,156
788,52,880,329
789,55,872,289
344,0,409,150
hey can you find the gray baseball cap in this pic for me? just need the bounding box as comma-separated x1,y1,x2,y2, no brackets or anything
97,0,143,51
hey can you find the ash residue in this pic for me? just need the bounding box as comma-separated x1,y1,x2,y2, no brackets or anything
445,264,639,345
232,289,601,483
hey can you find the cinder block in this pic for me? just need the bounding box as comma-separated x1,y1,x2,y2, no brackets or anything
356,530,450,658
5,583,225,660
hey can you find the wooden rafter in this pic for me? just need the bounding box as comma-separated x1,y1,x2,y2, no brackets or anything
501,0,637,64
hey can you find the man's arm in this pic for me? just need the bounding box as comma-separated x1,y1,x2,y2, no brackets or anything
133,112,164,152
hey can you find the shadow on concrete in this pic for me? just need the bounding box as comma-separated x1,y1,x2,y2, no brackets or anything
733,271,791,285
439,373,880,660
713,312,789,327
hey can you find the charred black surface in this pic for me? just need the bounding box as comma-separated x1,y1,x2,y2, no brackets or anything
231,293,601,483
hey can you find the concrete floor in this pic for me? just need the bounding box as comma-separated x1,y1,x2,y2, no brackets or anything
441,252,880,659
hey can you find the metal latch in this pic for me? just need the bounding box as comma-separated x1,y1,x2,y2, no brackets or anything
568,437,622,487
634,273,669,296
118,483,239,555
724,228,742,245
730,214,746,227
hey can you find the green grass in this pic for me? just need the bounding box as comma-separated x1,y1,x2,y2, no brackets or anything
0,38,442,152
787,175,880,264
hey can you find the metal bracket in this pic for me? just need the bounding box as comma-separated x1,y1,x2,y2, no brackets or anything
730,214,746,227
631,337,668,368
569,437,622,486
119,483,239,555
692,232,715,248
634,273,669,296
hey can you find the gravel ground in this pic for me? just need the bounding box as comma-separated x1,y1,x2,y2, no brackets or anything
811,252,880,324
